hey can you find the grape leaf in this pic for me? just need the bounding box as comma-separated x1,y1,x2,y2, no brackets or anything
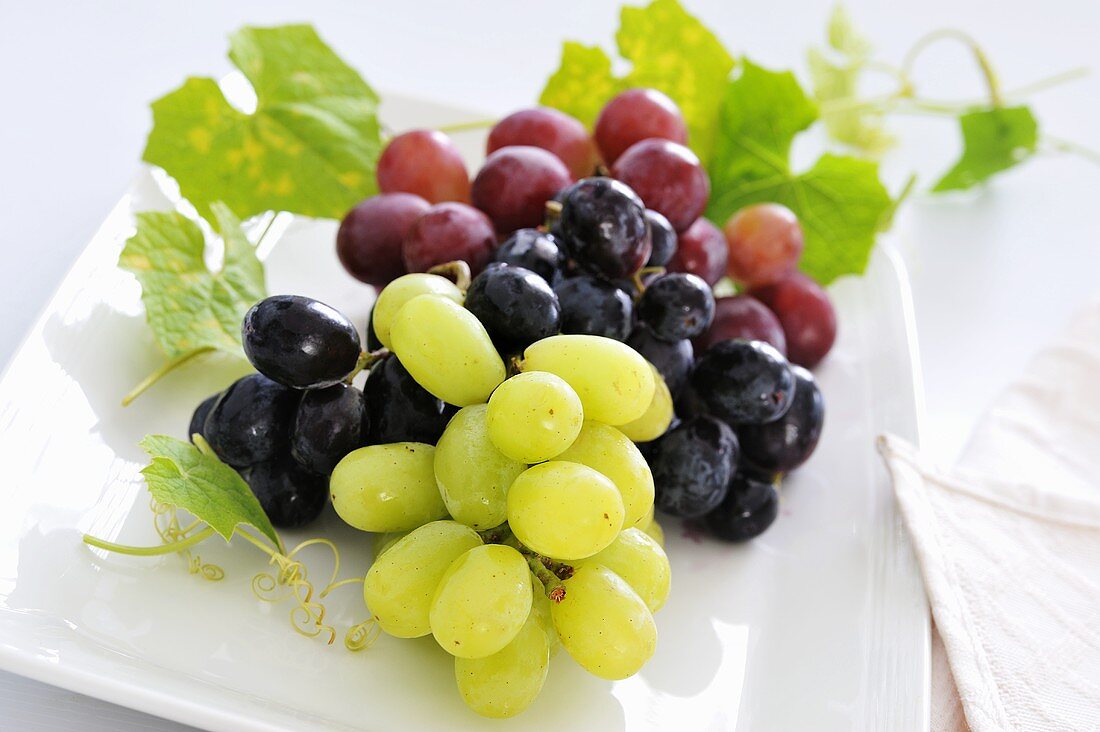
933,106,1039,192
140,435,280,549
707,60,893,284
540,0,733,160
143,24,383,222
616,0,734,160
826,4,871,59
539,42,622,128
119,203,265,360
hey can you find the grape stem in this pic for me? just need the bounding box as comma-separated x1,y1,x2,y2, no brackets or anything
433,118,498,135
427,260,472,291
121,347,215,406
489,529,572,601
83,526,216,556
346,348,390,383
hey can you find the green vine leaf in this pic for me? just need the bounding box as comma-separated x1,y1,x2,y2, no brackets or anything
933,106,1039,191
140,435,281,549
707,59,893,284
120,203,265,361
540,0,733,160
143,24,383,222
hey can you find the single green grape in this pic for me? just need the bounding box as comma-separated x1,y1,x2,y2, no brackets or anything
551,563,657,680
434,405,525,530
521,335,654,425
486,371,584,463
577,528,671,611
553,421,654,527
617,365,674,443
330,443,446,532
454,613,550,718
430,544,532,658
506,461,624,560
390,294,506,406
372,273,464,348
364,521,482,638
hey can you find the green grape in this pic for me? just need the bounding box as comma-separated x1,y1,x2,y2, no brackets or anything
330,443,446,532
553,421,654,527
617,365,674,443
486,371,584,463
528,574,560,656
391,294,506,406
521,335,654,425
506,461,624,560
454,613,549,718
551,564,657,680
372,530,410,558
372,273,464,348
430,544,532,658
434,405,525,529
364,521,482,638
577,528,671,611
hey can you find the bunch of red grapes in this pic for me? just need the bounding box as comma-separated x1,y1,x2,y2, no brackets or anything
336,88,835,542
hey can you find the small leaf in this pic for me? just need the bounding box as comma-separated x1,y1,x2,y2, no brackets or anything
143,24,383,222
827,5,871,59
707,60,893,284
538,42,622,128
139,435,280,549
119,203,266,360
616,0,734,160
807,49,895,155
933,106,1039,192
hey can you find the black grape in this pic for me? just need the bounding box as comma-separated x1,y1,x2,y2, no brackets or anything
691,340,795,425
559,177,651,279
464,264,561,350
204,374,295,468
554,274,633,341
242,295,361,389
649,416,739,518
738,366,824,474
290,383,367,475
637,272,715,342
644,209,677,267
366,304,383,352
625,326,693,397
492,228,567,283
188,393,220,443
247,457,328,529
705,473,779,542
363,355,456,444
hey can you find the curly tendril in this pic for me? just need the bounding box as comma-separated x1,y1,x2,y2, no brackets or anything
151,498,224,581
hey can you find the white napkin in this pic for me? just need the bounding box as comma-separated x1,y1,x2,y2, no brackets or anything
878,297,1100,732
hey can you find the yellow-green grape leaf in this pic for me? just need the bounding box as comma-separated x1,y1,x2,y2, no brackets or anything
538,42,622,128
119,203,265,360
707,59,893,284
807,49,894,155
140,435,280,549
826,4,871,59
932,106,1039,192
143,24,383,222
616,0,734,161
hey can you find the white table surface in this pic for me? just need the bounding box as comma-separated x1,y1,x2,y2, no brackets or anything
1,0,1097,729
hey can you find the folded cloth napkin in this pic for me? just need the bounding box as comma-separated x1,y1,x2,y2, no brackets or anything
878,297,1100,732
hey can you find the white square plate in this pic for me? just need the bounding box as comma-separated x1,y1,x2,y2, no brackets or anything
0,93,929,731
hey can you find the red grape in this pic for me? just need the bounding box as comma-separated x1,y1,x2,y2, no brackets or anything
336,193,428,287
377,130,470,204
668,217,727,286
694,295,787,355
611,139,709,232
402,202,497,275
595,88,688,164
487,108,597,180
723,203,804,288
471,146,572,234
751,272,836,368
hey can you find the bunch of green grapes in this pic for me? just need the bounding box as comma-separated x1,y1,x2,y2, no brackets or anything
329,273,671,718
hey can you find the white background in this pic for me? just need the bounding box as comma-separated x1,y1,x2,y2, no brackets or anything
0,0,1098,728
